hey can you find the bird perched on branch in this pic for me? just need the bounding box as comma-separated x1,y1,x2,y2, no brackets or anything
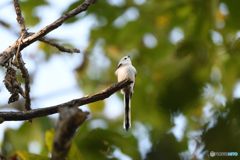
115,55,136,132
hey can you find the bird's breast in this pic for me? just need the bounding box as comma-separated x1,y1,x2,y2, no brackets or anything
117,66,135,82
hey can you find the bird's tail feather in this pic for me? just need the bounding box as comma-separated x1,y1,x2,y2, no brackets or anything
124,94,131,132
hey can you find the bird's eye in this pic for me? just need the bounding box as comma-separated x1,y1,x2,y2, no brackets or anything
124,58,127,60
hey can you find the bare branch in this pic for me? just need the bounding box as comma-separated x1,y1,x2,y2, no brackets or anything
39,37,80,53
14,30,27,62
52,106,89,160
13,0,26,32
17,53,31,112
27,32,80,53
13,0,27,60
0,78,133,122
0,0,97,65
13,0,32,118
20,0,97,50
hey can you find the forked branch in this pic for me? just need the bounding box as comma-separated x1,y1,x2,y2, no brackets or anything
0,0,97,65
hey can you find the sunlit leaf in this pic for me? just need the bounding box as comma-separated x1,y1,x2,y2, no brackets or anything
15,151,50,160
88,100,105,113
45,128,55,153
67,143,84,160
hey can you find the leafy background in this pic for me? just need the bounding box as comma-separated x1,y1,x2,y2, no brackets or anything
0,0,240,159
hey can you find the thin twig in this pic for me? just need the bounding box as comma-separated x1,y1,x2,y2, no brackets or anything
13,0,26,60
14,31,27,63
27,32,80,53
13,0,26,32
17,53,31,112
0,78,133,122
39,37,80,53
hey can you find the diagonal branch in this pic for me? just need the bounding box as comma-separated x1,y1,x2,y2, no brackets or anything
0,0,97,65
27,32,80,54
38,37,80,53
0,78,133,122
20,0,97,50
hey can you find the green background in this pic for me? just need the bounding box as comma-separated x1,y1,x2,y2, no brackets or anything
1,0,240,159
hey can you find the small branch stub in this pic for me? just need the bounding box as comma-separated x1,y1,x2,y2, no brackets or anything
51,106,89,160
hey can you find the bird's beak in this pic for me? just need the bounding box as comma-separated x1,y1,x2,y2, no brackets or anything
128,55,130,58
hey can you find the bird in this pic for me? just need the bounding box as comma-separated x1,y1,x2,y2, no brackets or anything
115,55,136,132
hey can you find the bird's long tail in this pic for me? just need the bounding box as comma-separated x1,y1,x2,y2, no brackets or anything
124,94,131,132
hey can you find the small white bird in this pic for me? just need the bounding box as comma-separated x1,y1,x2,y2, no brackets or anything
115,55,136,132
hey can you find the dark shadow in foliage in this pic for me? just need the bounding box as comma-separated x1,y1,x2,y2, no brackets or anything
157,64,203,112
175,39,209,64
74,128,140,160
202,99,240,159
145,134,188,160
227,38,240,56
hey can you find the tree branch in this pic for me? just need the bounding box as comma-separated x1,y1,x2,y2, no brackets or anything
17,53,31,112
13,0,32,121
13,0,27,61
0,78,133,122
0,0,97,65
13,0,26,32
38,37,80,53
27,32,80,53
20,0,97,51
52,106,89,160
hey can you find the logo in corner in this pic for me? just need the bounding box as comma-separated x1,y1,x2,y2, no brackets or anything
210,151,215,157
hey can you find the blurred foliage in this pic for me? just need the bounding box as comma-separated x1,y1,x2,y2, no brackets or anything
1,117,53,157
1,0,240,159
19,0,48,26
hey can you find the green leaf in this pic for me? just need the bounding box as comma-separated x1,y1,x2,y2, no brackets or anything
45,128,55,153
89,100,105,113
15,151,50,160
67,142,84,160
